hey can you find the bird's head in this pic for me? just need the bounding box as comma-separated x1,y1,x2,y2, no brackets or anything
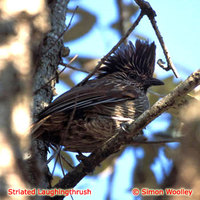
96,40,164,91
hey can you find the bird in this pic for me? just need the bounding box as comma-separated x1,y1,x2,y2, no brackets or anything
31,40,164,153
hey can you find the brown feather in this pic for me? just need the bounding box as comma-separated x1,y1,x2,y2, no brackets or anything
31,40,164,152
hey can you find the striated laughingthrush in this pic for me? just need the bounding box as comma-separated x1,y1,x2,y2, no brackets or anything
31,40,164,152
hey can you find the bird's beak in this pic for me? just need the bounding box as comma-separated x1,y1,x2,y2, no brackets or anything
145,77,164,86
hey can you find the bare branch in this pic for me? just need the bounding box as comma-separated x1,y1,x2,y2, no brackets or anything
77,11,144,86
135,0,179,78
129,135,184,144
59,61,89,73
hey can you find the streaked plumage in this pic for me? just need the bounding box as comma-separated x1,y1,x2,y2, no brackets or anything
32,40,164,152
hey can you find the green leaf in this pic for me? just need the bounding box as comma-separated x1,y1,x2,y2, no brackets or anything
111,3,139,32
64,8,96,42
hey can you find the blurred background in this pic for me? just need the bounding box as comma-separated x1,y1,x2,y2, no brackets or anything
49,0,200,199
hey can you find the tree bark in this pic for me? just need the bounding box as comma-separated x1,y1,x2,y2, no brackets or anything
0,0,68,199
0,0,47,199
31,0,69,190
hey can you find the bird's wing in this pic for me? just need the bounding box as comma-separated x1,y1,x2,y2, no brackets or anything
38,78,139,119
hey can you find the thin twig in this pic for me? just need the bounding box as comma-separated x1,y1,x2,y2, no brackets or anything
135,0,179,78
33,55,78,95
59,62,89,73
50,146,74,169
46,148,59,165
139,138,182,144
46,95,78,174
130,135,184,144
52,148,61,176
56,95,77,167
53,69,200,191
43,6,79,55
58,55,78,75
150,18,179,78
77,11,144,86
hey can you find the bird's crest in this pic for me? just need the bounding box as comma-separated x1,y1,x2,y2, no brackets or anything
97,40,156,79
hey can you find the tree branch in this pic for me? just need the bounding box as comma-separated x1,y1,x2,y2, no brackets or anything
77,11,144,86
53,69,200,194
135,0,179,78
59,60,89,74
31,0,69,189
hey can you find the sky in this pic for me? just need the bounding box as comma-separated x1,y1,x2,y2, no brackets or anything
52,0,200,199
65,0,200,79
